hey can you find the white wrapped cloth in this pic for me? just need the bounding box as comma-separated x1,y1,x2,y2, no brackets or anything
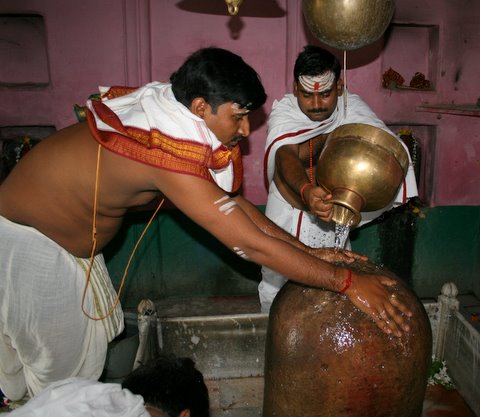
8,377,148,417
86,81,242,193
264,91,418,205
0,215,124,400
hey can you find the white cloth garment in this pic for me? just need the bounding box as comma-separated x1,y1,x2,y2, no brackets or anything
87,81,237,193
8,377,149,417
0,215,124,400
258,91,418,313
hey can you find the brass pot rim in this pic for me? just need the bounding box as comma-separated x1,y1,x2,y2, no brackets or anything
325,123,409,176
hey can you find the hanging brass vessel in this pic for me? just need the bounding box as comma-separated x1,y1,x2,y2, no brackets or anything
316,123,409,227
302,0,395,50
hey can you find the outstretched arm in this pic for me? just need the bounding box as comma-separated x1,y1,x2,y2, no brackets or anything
233,195,410,337
233,193,366,265
155,171,411,337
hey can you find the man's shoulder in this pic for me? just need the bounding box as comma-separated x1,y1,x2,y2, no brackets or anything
268,94,302,125
345,91,368,105
271,93,296,110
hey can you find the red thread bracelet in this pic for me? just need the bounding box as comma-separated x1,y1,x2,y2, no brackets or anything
300,182,312,204
340,270,352,293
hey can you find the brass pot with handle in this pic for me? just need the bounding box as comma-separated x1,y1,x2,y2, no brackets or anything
316,123,409,226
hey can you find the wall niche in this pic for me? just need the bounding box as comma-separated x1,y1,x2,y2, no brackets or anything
0,14,50,87
0,125,55,182
382,23,439,91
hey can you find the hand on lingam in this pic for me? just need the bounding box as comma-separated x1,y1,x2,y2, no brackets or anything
343,271,413,338
310,247,368,264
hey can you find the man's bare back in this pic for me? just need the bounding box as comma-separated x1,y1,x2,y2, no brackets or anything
0,123,160,257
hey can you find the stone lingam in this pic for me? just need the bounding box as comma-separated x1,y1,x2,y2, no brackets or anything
263,261,432,417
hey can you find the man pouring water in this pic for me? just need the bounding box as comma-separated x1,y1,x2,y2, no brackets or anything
259,45,418,313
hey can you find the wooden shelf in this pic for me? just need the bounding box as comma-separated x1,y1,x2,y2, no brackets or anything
416,104,480,117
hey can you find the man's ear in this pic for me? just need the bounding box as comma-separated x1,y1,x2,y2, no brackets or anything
178,409,190,417
293,81,299,97
190,97,208,118
336,79,344,95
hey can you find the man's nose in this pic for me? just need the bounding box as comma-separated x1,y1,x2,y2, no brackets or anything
238,117,250,137
312,93,323,107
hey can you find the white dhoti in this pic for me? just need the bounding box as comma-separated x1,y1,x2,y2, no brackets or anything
0,215,124,400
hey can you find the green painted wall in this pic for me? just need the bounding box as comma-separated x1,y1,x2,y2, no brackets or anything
104,209,261,309
105,205,480,309
350,204,480,299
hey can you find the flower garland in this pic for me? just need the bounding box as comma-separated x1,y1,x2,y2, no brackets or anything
428,357,455,390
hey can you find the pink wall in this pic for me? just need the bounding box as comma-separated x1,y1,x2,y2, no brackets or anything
1,0,479,206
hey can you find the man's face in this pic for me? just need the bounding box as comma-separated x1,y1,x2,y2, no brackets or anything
202,101,251,149
294,78,343,122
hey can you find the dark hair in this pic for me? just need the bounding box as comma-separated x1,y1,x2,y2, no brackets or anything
170,47,266,113
293,45,341,82
122,353,210,417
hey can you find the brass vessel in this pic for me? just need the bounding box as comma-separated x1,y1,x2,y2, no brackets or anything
302,0,395,50
316,123,409,227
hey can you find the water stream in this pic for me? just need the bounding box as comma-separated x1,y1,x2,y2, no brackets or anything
334,222,351,251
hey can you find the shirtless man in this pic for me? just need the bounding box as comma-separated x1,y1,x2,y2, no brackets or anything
0,47,411,401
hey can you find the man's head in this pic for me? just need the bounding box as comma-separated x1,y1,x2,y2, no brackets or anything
122,354,210,417
170,47,266,149
293,45,343,122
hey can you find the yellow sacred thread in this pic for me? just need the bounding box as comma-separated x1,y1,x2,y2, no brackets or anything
82,144,164,320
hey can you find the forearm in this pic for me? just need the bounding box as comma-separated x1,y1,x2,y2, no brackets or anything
276,135,326,195
161,174,346,293
244,228,349,292
233,195,310,252
199,196,343,291
276,149,312,199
